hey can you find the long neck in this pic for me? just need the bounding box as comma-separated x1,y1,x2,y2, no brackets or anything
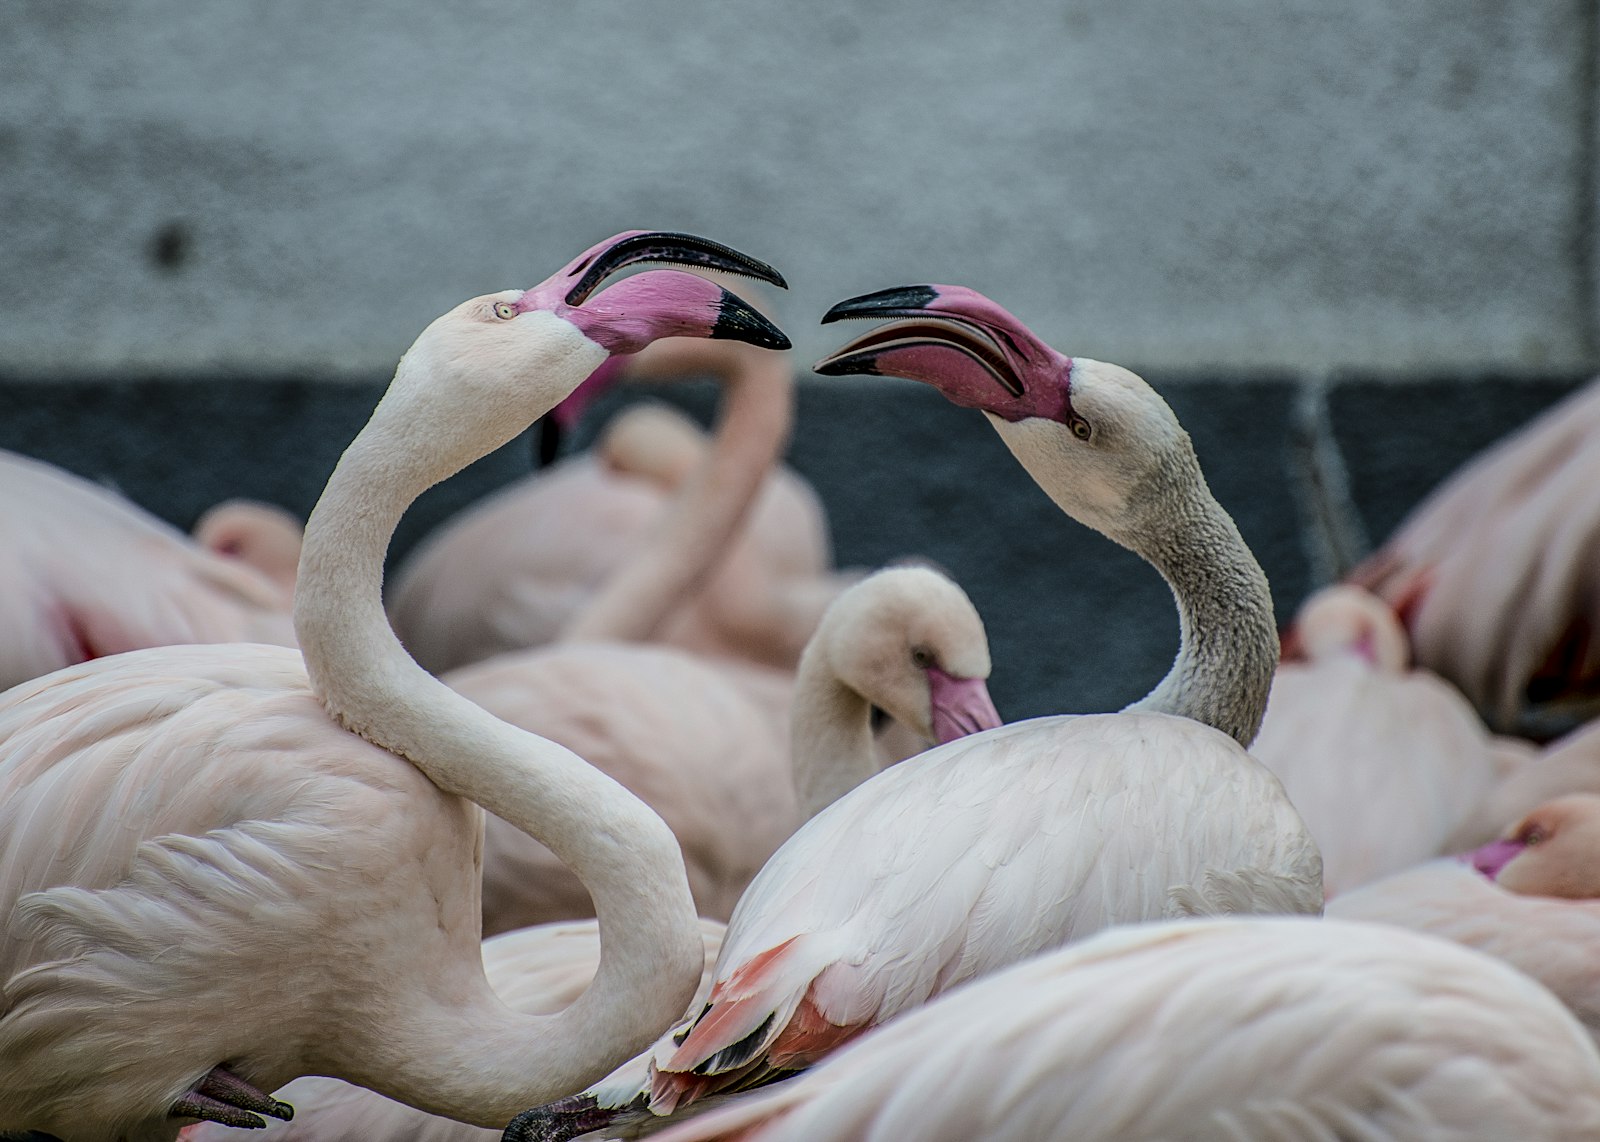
788,639,881,819
562,347,794,643
1118,476,1278,747
294,386,703,1119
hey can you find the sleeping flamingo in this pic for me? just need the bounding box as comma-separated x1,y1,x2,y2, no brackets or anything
1250,584,1515,894
191,499,305,601
619,918,1600,1142
0,230,790,1140
464,564,1000,934
507,285,1320,1136
388,331,849,675
1337,375,1600,734
1332,793,1600,1045
1445,715,1600,851
0,451,298,690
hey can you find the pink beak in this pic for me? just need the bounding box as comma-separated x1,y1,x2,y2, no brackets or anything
927,665,1003,744
1465,837,1525,880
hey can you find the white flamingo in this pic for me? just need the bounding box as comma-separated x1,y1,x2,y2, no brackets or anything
1252,584,1516,894
462,565,1001,934
190,499,305,602
626,918,1600,1142
0,230,789,1141
1446,715,1600,851
0,451,298,690
508,284,1319,1136
1333,792,1600,1043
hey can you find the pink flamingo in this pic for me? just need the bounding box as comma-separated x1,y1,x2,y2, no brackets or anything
1445,716,1600,851
0,230,789,1140
626,918,1600,1142
0,451,298,690
1333,793,1600,1044
1337,376,1600,733
1251,584,1521,894
463,565,1001,934
516,285,1319,1134
191,499,305,601
388,332,850,676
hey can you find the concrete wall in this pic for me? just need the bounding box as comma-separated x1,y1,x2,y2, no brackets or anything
3,0,1597,374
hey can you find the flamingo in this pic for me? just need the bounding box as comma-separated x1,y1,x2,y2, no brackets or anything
617,918,1600,1142
506,284,1319,1134
1251,584,1515,894
1332,793,1600,1044
462,564,1001,934
0,230,791,1140
178,919,729,1142
388,331,850,676
1445,716,1600,851
191,499,305,602
1336,375,1600,734
0,451,298,690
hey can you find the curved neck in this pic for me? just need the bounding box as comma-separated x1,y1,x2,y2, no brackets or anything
1118,479,1278,747
294,373,703,1117
789,640,880,819
562,346,795,644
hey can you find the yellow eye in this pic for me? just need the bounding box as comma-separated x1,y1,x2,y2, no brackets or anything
1524,828,1545,846
1068,415,1092,441
493,302,516,320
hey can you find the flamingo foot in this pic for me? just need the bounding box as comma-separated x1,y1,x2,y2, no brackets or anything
170,1066,294,1130
501,1093,619,1142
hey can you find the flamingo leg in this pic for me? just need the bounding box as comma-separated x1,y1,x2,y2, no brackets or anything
502,1092,619,1142
170,1066,294,1129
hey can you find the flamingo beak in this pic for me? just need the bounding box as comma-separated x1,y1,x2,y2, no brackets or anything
815,285,1069,422
561,231,787,306
926,666,1003,744
1464,837,1525,880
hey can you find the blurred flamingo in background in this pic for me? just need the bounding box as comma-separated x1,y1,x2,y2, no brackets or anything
191,498,305,601
0,231,789,1140
1251,584,1528,894
1446,716,1600,850
1333,376,1600,736
0,450,298,691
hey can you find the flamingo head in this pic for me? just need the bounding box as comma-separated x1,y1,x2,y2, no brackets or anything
816,285,1192,541
813,565,1002,747
1464,793,1600,900
389,232,788,468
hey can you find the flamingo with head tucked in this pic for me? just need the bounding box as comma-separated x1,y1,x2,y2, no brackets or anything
192,499,305,602
0,231,790,1141
0,452,299,691
1333,793,1600,1045
512,285,1320,1137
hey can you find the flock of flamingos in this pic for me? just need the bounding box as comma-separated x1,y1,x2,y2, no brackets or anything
4,229,1600,1141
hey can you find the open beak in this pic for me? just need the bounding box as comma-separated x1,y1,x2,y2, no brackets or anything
814,284,1068,421
562,231,787,306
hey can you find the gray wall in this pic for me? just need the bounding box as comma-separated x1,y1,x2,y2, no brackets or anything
4,1,1597,373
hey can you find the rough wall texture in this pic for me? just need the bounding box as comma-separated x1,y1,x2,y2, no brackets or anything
2,0,1596,372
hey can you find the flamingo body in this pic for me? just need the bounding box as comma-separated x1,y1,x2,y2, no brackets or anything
643,918,1600,1142
649,712,1320,1110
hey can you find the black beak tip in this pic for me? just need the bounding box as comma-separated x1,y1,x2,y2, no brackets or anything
712,291,791,351
821,284,941,325
812,352,879,378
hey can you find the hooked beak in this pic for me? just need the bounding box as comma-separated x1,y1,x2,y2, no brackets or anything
926,665,1003,745
814,284,1068,422
561,231,787,306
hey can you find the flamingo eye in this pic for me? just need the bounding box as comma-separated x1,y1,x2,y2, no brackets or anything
1067,415,1093,441
1522,826,1546,846
911,647,934,669
493,302,517,320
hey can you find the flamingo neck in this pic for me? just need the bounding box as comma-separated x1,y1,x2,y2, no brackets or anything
292,354,702,1120
1118,477,1277,747
788,639,881,819
562,352,794,644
